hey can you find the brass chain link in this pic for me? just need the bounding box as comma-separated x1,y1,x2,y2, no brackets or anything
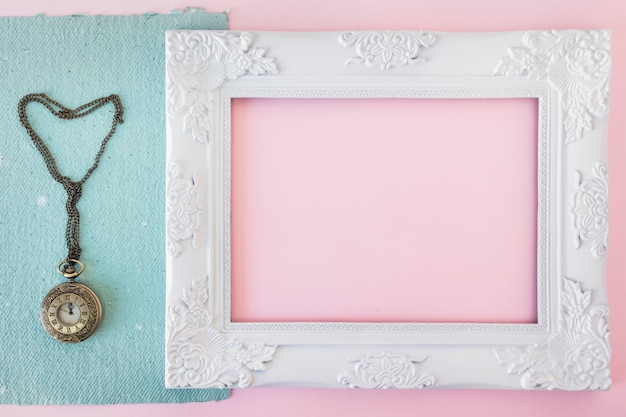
18,93,124,272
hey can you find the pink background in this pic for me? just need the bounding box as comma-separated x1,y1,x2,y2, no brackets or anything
3,1,626,416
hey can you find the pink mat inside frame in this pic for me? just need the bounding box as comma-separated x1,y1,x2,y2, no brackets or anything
230,97,538,323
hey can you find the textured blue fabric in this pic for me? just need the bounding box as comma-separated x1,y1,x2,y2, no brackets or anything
0,10,229,404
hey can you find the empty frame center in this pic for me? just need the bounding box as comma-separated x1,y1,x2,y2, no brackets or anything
230,97,538,323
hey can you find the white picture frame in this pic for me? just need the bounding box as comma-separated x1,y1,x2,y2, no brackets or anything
165,30,611,390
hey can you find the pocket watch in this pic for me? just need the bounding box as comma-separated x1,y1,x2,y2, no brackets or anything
19,93,123,344
40,260,102,343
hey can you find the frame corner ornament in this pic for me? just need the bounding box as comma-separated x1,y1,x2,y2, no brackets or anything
166,31,279,144
494,30,611,144
338,352,436,389
339,30,437,70
494,277,610,391
571,162,608,258
166,277,277,389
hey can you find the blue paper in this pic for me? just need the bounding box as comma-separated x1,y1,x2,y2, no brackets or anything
0,10,229,404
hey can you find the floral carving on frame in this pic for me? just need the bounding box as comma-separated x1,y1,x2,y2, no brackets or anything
338,352,436,389
166,162,201,258
166,277,276,388
571,163,608,259
339,31,437,70
166,31,278,144
494,30,611,144
494,277,610,390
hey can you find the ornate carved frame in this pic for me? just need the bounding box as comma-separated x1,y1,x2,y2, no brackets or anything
165,30,611,390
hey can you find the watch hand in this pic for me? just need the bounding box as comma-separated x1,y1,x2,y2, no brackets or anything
68,303,74,315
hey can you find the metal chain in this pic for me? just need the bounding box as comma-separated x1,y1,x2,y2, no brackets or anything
18,93,124,271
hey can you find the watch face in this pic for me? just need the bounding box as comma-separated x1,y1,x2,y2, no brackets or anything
49,294,88,334
40,282,102,343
